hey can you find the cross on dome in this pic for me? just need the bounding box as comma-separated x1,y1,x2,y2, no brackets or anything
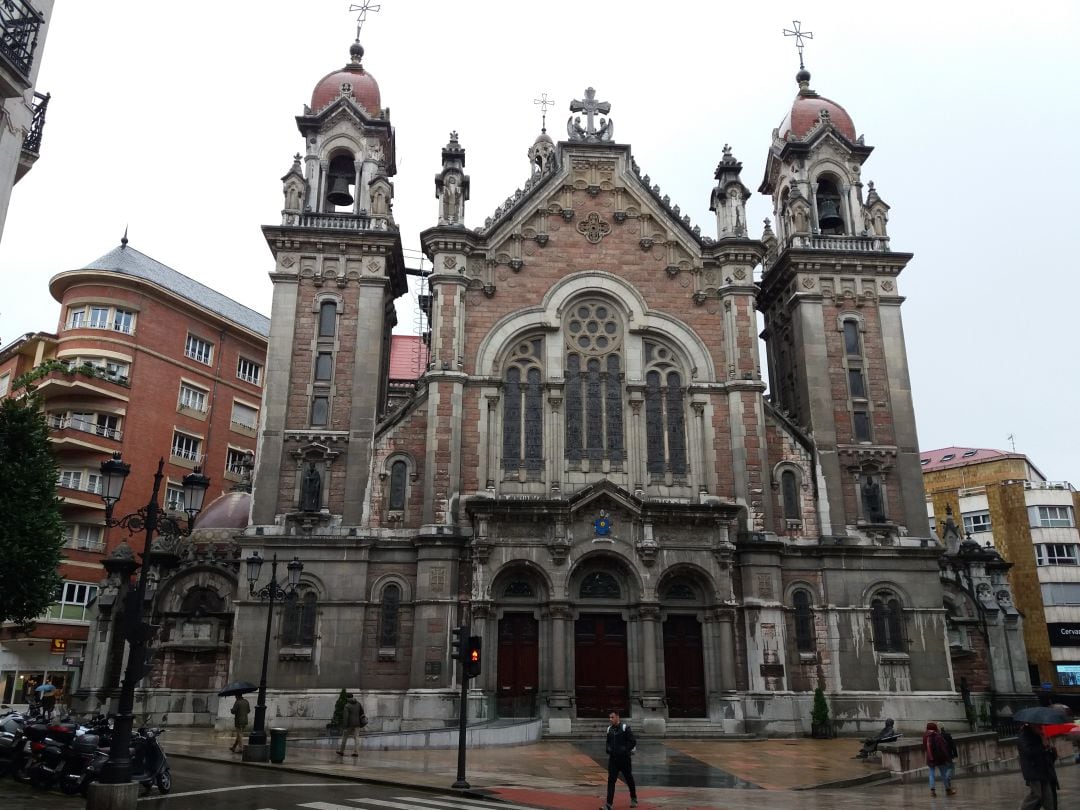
783,20,813,70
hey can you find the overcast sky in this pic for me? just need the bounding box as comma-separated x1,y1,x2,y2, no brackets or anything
1,1,1077,482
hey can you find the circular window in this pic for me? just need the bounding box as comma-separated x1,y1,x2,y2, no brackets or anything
565,300,622,356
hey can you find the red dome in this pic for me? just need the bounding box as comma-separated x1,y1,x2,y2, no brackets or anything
310,45,381,116
778,72,856,142
193,491,251,530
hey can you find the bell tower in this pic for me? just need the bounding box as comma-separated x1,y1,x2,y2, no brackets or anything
757,67,926,540
252,38,407,528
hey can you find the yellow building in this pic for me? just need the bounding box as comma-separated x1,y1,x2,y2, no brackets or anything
923,447,1080,695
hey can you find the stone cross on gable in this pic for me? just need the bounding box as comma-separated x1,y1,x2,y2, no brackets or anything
570,87,611,135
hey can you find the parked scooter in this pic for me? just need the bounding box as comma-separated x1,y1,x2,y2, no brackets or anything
22,716,112,794
81,726,171,795
0,711,32,779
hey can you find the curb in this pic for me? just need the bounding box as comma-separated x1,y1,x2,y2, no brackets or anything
793,771,896,790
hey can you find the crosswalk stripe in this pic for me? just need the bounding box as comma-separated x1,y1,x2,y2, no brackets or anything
299,803,369,810
397,796,540,810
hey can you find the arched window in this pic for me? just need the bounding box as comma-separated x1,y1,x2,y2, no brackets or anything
565,301,624,468
579,571,620,599
388,460,407,511
644,341,687,480
283,591,317,647
781,470,800,520
378,583,401,648
871,591,905,653
815,177,844,235
792,589,814,652
318,301,338,337
502,338,544,476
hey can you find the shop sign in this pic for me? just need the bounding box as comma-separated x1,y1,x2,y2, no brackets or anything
50,638,67,654
1047,623,1080,647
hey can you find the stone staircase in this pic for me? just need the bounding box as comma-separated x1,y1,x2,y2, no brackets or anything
542,717,754,740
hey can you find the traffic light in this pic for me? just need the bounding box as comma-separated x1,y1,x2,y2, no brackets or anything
451,625,465,661
465,635,482,679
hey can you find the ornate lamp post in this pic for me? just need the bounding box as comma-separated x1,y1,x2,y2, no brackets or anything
95,453,209,787
243,551,303,760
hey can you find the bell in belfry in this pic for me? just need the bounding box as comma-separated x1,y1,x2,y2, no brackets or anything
326,171,354,207
818,198,842,230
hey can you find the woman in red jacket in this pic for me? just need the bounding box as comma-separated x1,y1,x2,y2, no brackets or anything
923,722,955,797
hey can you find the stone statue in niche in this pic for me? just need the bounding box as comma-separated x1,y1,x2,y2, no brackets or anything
371,185,388,216
285,183,302,211
300,462,322,512
862,477,886,523
441,174,462,223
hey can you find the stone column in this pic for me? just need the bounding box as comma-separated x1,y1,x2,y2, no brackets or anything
692,401,708,494
639,605,660,691
484,394,499,491
547,602,573,734
718,608,737,691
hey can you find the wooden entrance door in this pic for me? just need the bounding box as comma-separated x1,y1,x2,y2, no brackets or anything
663,614,707,717
574,614,629,717
496,613,539,717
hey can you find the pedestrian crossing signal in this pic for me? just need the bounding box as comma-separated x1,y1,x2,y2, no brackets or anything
451,625,465,661
465,636,482,678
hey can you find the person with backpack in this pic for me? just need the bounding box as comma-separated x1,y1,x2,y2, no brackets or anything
336,694,367,757
923,721,955,797
939,723,959,793
600,709,638,810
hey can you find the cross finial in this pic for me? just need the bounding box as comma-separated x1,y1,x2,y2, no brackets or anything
349,1,381,41
783,20,813,70
534,92,554,134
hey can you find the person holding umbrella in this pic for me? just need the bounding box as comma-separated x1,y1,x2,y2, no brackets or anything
1014,706,1066,809
36,682,57,720
219,681,256,753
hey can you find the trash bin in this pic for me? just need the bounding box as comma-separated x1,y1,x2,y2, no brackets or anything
269,727,288,763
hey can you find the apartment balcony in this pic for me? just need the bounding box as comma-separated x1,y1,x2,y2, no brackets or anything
48,415,123,453
15,89,47,182
32,363,131,402
0,0,44,98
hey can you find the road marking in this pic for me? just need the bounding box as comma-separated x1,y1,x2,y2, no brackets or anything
400,796,541,810
140,782,341,800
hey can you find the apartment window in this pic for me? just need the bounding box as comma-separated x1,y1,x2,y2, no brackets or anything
165,484,186,512
853,410,872,442
842,320,861,355
314,352,333,381
171,430,201,462
1042,583,1080,605
848,368,866,398
88,306,109,328
318,301,337,337
1035,544,1079,566
226,447,250,476
237,357,262,386
962,511,992,534
178,382,208,412
112,309,135,334
68,307,85,328
230,401,258,431
63,524,104,552
58,470,82,490
1036,505,1074,528
47,581,99,621
185,334,213,365
0,373,9,397
95,414,120,439
311,396,329,427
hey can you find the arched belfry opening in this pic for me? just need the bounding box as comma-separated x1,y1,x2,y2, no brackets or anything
325,152,356,211
815,176,844,234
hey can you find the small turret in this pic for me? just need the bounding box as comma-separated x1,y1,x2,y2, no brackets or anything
434,131,470,226
709,144,751,239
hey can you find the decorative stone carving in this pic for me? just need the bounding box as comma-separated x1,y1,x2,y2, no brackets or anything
567,87,614,142
576,212,611,244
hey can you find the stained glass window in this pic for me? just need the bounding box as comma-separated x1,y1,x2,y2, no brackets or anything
564,300,624,465
502,339,543,471
871,592,904,653
379,584,401,647
643,341,688,479
793,589,814,652
666,371,687,477
283,591,317,647
504,580,535,598
782,470,800,519
663,578,695,600
645,370,664,474
389,460,407,510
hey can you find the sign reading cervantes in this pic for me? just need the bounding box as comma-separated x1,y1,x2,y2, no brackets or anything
1048,623,1080,647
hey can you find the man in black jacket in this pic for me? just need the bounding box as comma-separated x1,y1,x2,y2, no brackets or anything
1017,723,1058,809
601,710,638,810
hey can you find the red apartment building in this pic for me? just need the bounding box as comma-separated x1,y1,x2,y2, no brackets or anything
0,239,268,705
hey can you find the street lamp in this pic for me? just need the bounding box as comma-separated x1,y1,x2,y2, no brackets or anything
95,453,209,788
244,551,303,759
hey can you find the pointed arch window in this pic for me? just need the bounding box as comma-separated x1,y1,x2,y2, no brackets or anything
871,590,905,653
502,338,544,477
792,589,815,652
564,301,624,468
644,340,688,480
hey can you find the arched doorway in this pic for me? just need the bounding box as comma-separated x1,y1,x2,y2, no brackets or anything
571,561,633,717
659,571,707,718
491,567,545,718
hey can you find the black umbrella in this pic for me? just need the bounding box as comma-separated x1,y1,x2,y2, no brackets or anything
1013,706,1070,725
218,681,257,697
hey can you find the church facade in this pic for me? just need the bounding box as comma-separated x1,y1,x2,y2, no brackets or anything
221,39,1023,737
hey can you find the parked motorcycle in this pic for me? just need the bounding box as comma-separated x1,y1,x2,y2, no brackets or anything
0,711,31,779
21,716,112,795
81,726,170,795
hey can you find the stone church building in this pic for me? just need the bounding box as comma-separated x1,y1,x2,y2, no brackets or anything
78,35,1030,736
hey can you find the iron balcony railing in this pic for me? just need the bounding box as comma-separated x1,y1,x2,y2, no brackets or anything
0,0,44,80
21,88,47,152
48,414,124,442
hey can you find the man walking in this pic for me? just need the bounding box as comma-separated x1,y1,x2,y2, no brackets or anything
1017,722,1058,809
600,709,638,810
229,694,250,753
336,694,367,757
